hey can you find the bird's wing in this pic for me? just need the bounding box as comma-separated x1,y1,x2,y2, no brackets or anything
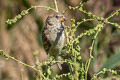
42,27,51,53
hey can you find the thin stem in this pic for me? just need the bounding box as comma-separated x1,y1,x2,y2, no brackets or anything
54,0,59,12
72,19,95,43
106,9,120,20
6,5,57,24
21,71,24,80
32,6,56,12
85,24,104,80
0,50,48,80
85,38,95,80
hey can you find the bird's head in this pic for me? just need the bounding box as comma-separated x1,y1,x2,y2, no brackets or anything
54,13,66,22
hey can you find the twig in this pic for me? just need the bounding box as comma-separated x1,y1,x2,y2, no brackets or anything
54,0,59,12
0,50,48,80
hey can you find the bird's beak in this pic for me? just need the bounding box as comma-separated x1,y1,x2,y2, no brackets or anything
58,16,66,22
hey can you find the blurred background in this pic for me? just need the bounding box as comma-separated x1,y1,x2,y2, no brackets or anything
0,0,120,80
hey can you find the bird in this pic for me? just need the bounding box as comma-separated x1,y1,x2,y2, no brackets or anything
42,13,66,70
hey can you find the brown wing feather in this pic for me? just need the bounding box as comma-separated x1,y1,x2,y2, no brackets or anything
42,27,51,53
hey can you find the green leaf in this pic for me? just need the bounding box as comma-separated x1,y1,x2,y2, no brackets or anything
99,51,120,72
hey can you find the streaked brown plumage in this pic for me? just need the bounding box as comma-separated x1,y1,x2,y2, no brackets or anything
42,13,66,58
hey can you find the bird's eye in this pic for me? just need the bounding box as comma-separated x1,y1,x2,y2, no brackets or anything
56,15,59,18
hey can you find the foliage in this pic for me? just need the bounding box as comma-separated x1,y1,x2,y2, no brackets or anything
0,0,120,80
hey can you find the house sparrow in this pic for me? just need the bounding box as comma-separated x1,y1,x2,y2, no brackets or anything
42,13,66,69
